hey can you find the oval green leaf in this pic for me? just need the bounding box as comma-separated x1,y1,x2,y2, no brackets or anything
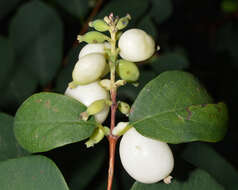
129,71,228,143
0,155,69,190
0,113,29,161
9,1,63,86
0,67,38,111
14,92,96,153
131,169,224,190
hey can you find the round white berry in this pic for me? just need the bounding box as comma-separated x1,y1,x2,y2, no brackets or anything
65,81,109,123
119,128,174,184
72,53,106,85
118,29,155,62
78,43,110,58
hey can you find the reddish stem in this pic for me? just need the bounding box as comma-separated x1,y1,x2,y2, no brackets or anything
107,87,118,190
107,135,117,190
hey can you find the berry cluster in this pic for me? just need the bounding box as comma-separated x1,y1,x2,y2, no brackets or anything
64,13,174,184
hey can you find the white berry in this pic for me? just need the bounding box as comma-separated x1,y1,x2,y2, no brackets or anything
65,81,109,123
72,53,106,85
118,29,155,62
119,128,174,184
78,43,110,58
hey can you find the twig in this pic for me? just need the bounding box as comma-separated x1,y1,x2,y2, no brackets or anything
107,22,119,190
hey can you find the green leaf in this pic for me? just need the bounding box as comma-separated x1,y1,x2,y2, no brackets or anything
129,71,228,143
150,53,190,73
221,0,238,13
0,113,29,161
97,0,149,25
182,143,238,190
118,70,157,101
150,0,173,24
0,0,21,20
0,155,69,190
10,0,63,86
0,36,14,89
0,67,38,111
53,0,89,18
14,92,96,153
131,169,224,190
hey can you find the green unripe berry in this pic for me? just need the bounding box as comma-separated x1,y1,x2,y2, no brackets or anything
89,19,110,32
116,14,131,30
116,59,140,82
77,31,110,43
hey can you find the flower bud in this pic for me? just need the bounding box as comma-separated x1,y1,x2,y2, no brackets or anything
118,28,155,62
72,53,106,85
116,59,140,82
100,79,111,91
115,80,126,87
112,122,131,136
103,126,110,136
116,14,131,30
89,19,110,32
85,127,105,148
77,31,110,44
87,99,107,115
118,101,130,116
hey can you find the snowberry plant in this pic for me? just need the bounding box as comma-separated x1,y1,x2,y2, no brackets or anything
13,13,228,190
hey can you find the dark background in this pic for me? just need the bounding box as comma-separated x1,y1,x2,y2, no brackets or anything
0,0,238,189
